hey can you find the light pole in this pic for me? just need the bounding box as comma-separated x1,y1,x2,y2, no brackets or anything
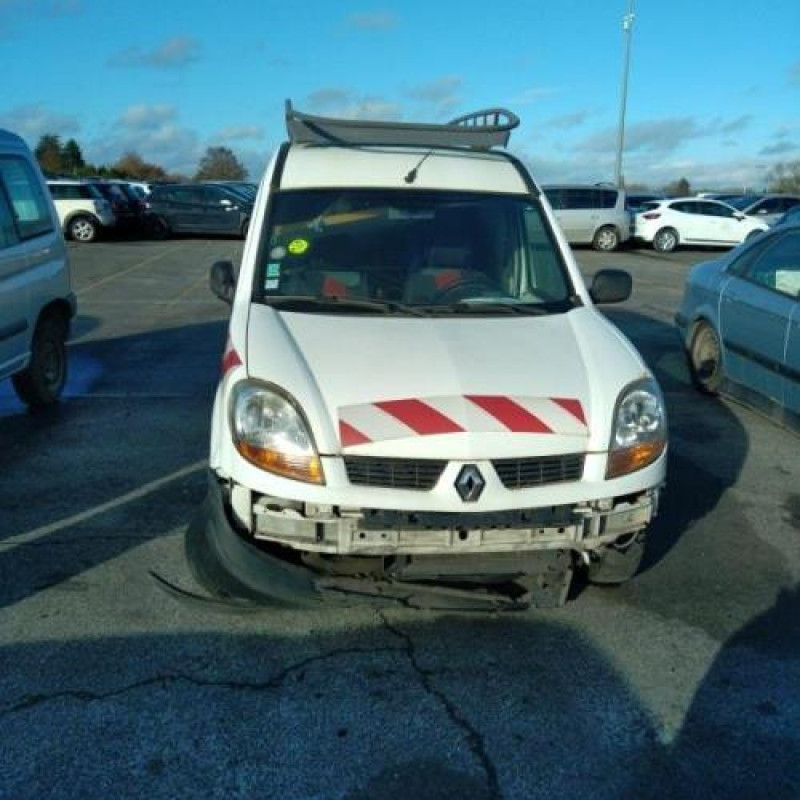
614,0,636,188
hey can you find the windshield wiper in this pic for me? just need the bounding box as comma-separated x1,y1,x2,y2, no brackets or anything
264,295,430,316
425,300,552,315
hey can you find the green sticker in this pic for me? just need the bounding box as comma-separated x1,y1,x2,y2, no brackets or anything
267,262,281,278
288,238,309,255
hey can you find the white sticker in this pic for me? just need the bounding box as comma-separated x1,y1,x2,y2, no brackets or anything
265,278,280,290
270,246,286,260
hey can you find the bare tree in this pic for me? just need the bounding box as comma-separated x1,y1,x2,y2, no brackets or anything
194,146,247,181
34,134,64,174
113,151,168,181
664,177,691,196
768,161,800,193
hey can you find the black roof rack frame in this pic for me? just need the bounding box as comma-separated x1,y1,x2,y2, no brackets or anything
285,100,519,150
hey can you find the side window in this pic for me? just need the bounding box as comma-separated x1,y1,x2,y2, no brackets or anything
0,182,20,249
743,231,800,297
544,189,563,211
49,184,64,200
704,202,734,218
562,189,593,210
670,201,690,214
0,157,53,240
598,190,618,209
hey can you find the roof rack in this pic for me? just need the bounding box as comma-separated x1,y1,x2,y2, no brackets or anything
285,100,519,150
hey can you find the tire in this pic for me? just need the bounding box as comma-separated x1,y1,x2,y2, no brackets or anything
745,230,763,242
689,321,723,394
68,215,97,243
592,225,620,252
146,215,170,240
653,227,678,253
12,311,68,409
586,531,646,585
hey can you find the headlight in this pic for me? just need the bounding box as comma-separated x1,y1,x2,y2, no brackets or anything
230,382,324,484
606,378,667,479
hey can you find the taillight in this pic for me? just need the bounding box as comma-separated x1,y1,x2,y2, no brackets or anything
642,212,661,220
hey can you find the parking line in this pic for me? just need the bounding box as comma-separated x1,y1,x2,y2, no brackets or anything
77,245,181,295
0,459,207,549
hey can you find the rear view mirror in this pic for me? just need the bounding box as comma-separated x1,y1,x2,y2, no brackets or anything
210,259,236,304
590,269,632,304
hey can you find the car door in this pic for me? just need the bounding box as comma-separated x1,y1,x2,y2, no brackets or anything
200,187,240,233
0,180,27,377
703,201,744,244
719,229,800,406
170,186,204,231
668,201,704,242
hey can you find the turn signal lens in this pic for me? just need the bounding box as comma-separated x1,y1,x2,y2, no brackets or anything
606,440,665,479
235,441,324,484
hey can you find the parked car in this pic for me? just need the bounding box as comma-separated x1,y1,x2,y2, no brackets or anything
634,197,769,252
626,192,664,213
775,206,800,227
144,183,253,238
47,179,116,242
727,194,800,226
676,220,800,431
1,130,76,407
203,181,258,201
89,180,143,233
542,183,630,251
188,102,668,610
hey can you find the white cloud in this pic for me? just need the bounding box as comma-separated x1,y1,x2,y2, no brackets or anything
346,10,399,30
109,36,202,70
214,125,265,142
405,76,463,118
305,88,401,120
0,103,80,145
759,140,799,157
511,87,559,105
545,110,590,130
119,104,177,129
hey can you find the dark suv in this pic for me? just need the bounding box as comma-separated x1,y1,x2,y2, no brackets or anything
145,184,253,239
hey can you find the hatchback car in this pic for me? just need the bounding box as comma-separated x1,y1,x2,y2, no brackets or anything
47,179,116,242
187,102,668,610
542,184,630,251
676,222,800,431
145,183,253,238
634,197,769,252
1,130,76,407
727,194,800,227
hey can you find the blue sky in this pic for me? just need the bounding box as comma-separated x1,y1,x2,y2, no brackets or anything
1,0,799,188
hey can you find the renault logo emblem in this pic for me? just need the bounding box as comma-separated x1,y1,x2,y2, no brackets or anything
455,464,485,502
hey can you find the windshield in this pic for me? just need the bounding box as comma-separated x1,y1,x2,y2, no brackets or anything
726,195,760,210
255,189,573,315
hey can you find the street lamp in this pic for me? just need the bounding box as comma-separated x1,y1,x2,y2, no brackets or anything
614,0,636,188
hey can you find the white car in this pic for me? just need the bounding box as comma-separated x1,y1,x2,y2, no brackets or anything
634,197,768,252
187,102,668,609
47,179,116,242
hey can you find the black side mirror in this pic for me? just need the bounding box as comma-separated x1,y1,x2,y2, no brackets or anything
590,269,632,304
210,259,236,304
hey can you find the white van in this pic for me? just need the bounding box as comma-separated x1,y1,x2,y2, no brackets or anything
0,130,75,407
188,104,667,609
543,184,631,251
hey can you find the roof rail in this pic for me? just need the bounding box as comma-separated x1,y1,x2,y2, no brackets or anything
285,100,519,150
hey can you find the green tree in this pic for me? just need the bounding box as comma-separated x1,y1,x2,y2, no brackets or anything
112,151,169,181
34,134,64,174
768,160,800,193
61,138,85,175
194,146,247,181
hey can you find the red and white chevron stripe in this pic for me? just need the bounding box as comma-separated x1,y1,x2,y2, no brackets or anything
338,395,587,448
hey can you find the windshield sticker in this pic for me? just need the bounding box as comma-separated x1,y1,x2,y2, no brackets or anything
270,246,286,260
264,278,280,290
288,238,309,255
267,262,281,278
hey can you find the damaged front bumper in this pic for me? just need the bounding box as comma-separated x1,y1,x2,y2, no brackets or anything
185,473,660,610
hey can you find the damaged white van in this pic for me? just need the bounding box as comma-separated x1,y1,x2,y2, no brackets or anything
188,103,667,609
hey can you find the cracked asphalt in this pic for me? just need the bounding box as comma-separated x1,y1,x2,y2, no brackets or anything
1,238,799,800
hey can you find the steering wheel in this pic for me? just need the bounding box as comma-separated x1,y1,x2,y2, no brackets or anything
430,273,501,304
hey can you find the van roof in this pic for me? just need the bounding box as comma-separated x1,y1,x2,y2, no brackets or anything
280,144,531,195
0,129,30,152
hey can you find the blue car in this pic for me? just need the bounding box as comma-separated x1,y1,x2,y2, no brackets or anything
676,221,800,431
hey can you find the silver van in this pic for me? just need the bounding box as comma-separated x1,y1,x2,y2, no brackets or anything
0,130,76,408
543,184,630,251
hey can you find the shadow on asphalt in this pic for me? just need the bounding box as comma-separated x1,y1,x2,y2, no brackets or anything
0,589,797,799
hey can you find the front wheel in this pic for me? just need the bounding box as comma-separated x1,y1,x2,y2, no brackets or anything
12,312,68,408
586,531,646,585
653,227,678,252
689,321,723,394
592,225,620,252
146,215,170,240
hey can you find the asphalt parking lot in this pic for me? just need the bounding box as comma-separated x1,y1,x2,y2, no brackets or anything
1,238,799,800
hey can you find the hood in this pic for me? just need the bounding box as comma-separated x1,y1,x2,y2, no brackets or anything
246,306,647,459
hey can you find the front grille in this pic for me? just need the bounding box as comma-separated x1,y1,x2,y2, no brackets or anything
492,453,585,489
343,456,447,491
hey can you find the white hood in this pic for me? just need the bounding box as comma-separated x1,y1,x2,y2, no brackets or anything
245,305,647,459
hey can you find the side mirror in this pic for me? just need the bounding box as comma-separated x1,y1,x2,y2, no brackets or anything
590,269,632,304
210,259,236,304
